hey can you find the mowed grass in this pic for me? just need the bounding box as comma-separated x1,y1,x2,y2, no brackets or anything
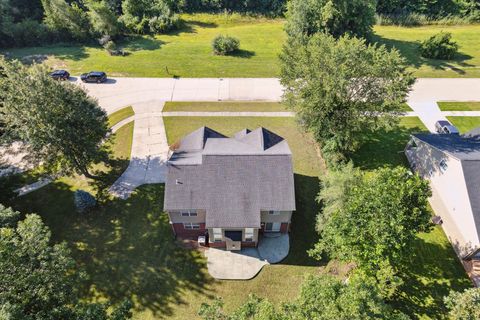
373,24,480,78
4,14,480,78
438,101,480,111
3,116,324,319
447,116,480,133
108,106,134,127
349,116,470,319
163,101,288,112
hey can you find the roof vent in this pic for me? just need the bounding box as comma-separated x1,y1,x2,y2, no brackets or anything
176,179,183,185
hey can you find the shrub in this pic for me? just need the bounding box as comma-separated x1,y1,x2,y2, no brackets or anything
104,40,117,54
420,32,459,60
148,14,180,34
74,190,96,214
212,35,240,55
0,204,20,228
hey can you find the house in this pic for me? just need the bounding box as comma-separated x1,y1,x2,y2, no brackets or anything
163,127,296,250
405,128,480,283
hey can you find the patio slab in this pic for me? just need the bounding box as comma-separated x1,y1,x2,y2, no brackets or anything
204,234,290,280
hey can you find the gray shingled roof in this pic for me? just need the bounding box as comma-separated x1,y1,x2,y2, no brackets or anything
413,133,480,160
164,127,296,228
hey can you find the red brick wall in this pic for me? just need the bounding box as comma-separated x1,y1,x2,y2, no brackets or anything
209,241,226,248
172,223,206,239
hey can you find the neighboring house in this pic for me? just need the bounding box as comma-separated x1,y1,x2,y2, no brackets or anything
405,128,480,283
164,127,296,250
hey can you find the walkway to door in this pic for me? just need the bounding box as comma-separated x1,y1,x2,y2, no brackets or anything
204,233,289,280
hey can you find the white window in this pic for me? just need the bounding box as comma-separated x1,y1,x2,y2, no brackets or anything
183,223,200,230
439,160,448,173
181,210,197,217
213,228,223,242
268,210,280,215
245,228,254,242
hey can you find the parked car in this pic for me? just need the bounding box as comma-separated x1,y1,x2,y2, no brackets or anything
80,71,107,83
50,70,70,80
435,120,460,135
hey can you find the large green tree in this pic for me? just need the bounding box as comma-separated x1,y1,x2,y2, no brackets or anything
86,0,122,37
41,0,91,41
285,0,377,39
444,288,480,320
311,166,431,273
0,58,110,179
0,211,132,319
280,32,414,163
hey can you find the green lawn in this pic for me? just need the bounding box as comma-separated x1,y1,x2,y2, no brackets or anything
3,15,480,78
1,116,470,319
438,101,480,111
349,117,470,319
446,116,480,133
108,106,135,127
163,101,287,112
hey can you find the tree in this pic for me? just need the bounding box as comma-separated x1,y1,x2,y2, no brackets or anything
280,32,414,163
285,0,377,40
0,211,133,319
0,204,20,228
86,0,122,38
41,0,91,41
198,275,408,320
0,58,110,179
310,167,431,273
444,288,480,320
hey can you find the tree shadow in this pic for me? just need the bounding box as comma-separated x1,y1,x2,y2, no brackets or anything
350,121,428,170
372,34,474,75
392,228,471,319
281,174,324,267
230,49,256,59
8,182,214,318
120,37,164,51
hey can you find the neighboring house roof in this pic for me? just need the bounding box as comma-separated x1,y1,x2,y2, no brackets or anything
412,133,480,161
164,127,296,229
410,131,480,256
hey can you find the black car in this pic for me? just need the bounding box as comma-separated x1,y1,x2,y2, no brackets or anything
50,70,70,80
80,71,107,83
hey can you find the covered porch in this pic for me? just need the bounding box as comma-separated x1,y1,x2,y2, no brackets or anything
204,233,289,280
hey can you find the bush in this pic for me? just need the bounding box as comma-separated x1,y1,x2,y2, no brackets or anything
212,35,240,55
148,14,180,34
104,40,117,54
0,204,20,228
420,32,459,59
74,190,97,214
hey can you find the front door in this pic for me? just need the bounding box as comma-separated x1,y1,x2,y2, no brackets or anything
265,222,281,232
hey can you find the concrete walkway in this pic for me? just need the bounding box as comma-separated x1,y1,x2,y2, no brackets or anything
109,102,169,199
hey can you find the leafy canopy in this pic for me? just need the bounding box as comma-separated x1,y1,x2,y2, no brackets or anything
0,58,110,179
0,211,132,319
285,0,377,39
311,166,432,272
198,274,409,320
280,32,414,163
444,288,480,320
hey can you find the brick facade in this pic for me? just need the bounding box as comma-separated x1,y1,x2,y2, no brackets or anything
172,223,206,239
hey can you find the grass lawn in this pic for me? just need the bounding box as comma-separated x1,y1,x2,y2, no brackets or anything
350,116,470,319
3,116,324,319
163,101,287,112
438,101,480,111
108,106,134,127
446,116,480,133
3,15,480,78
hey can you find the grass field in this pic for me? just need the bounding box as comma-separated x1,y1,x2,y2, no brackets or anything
3,14,480,78
438,101,480,111
163,101,287,112
108,106,135,127
1,116,469,319
447,116,480,133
